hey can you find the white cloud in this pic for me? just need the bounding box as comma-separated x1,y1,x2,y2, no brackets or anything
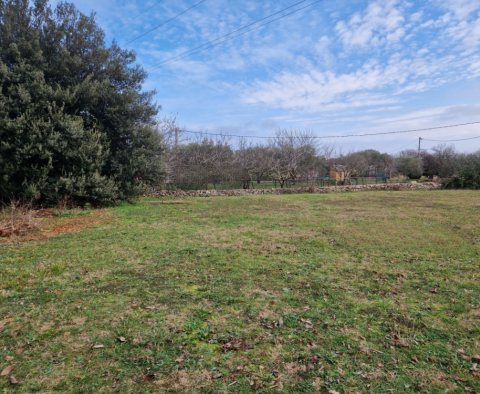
334,0,406,48
242,51,465,111
436,0,480,19
444,16,480,54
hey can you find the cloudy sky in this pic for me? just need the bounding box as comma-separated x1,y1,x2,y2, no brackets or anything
68,0,480,153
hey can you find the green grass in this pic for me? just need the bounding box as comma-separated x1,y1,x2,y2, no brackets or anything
1,190,479,393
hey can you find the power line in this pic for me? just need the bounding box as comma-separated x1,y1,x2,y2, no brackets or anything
422,135,480,142
124,0,207,46
147,0,311,70
388,140,417,154
112,0,165,33
148,0,323,70
180,121,480,140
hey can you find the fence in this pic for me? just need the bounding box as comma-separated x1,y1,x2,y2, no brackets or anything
156,176,390,191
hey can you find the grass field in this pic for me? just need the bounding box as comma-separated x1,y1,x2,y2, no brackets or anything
1,190,479,393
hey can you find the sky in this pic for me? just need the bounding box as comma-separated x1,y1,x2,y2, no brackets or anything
64,0,480,153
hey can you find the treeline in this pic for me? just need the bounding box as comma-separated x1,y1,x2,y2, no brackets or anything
163,122,480,190
399,145,480,189
164,128,323,189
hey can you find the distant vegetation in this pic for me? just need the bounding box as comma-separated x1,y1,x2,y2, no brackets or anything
163,124,480,190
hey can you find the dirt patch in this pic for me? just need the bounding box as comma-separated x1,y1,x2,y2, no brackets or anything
0,210,112,244
35,209,56,218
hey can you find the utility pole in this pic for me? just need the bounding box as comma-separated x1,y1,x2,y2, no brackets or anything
418,137,422,157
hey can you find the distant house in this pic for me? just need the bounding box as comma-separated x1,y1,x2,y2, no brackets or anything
328,165,346,184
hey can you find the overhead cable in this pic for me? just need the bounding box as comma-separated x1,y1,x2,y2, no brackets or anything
147,0,312,70
388,140,417,154
124,0,207,46
180,121,480,139
422,135,480,142
112,0,165,33
148,0,323,70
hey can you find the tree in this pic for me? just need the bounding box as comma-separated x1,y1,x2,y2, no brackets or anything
266,128,318,188
444,150,480,189
340,152,369,178
395,156,423,179
431,144,458,178
0,0,165,204
166,136,234,190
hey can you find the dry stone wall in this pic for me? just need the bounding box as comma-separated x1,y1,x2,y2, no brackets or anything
145,182,442,198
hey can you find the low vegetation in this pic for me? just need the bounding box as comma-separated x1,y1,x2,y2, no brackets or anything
1,190,479,393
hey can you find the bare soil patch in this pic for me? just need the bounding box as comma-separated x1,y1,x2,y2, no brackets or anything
0,210,111,244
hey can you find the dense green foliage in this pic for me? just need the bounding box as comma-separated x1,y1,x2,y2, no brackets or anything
443,152,480,189
394,156,423,179
0,0,165,204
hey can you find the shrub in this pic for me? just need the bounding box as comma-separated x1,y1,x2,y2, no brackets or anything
443,167,480,189
395,156,423,179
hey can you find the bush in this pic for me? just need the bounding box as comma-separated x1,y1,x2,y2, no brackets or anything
395,156,423,179
443,167,480,189
0,0,165,205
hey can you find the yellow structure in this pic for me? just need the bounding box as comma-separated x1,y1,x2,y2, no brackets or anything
328,165,346,184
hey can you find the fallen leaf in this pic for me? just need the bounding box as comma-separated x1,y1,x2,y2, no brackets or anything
54,289,62,294
278,381,284,389
92,344,104,349
116,337,126,343
212,373,222,379
1,366,14,376
472,355,480,363
411,356,419,363
278,318,283,327
9,375,18,384
175,358,184,364
455,376,468,382
64,332,71,337
74,373,80,379
146,306,155,310
429,289,437,294
5,357,14,361
11,332,18,338
145,342,153,349
329,391,341,394
15,349,23,355
142,374,155,381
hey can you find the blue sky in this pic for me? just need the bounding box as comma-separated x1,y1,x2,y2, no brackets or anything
67,0,480,153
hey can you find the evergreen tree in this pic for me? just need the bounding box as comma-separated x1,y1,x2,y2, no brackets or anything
0,0,165,204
